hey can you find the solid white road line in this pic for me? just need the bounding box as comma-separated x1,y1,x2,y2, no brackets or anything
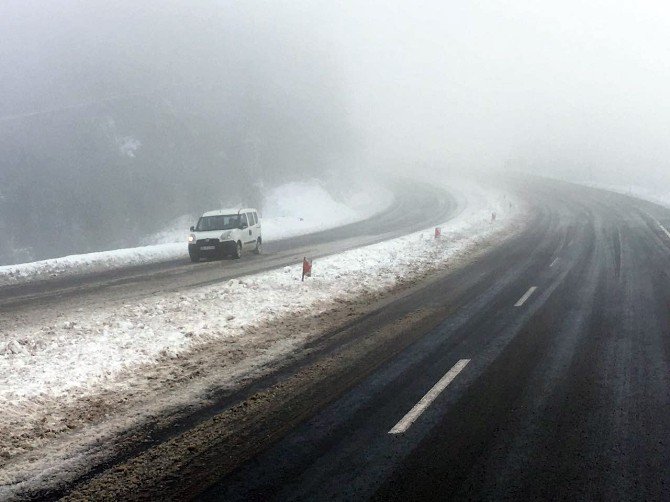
550,257,559,268
617,228,624,274
514,286,538,307
389,359,470,435
658,221,670,240
643,211,670,241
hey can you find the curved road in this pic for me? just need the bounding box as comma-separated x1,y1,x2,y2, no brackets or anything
30,177,670,500
190,178,670,501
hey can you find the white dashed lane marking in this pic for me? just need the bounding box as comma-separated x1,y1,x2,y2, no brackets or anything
514,287,537,307
389,359,470,435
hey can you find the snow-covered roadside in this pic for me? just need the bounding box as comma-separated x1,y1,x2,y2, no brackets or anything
0,181,393,288
0,179,517,418
0,243,187,289
0,178,526,494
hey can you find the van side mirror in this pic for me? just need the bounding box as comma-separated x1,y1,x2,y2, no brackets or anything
190,226,195,231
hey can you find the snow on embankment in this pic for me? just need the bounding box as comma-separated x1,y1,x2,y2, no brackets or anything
0,180,520,434
0,244,187,289
0,181,392,288
262,181,393,240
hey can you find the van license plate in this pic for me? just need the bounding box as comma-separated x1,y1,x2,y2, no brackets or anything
201,246,215,250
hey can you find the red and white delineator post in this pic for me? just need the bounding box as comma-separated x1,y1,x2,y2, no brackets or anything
302,257,312,281
435,227,442,239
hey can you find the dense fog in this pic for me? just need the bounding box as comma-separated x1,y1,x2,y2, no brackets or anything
1,0,669,264
0,1,355,264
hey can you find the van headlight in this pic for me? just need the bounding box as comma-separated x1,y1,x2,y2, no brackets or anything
188,234,196,243
220,231,232,240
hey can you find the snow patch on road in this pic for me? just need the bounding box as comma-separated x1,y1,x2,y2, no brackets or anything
0,180,392,288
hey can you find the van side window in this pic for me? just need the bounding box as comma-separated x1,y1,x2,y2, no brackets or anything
249,212,257,225
252,211,259,224
240,213,248,227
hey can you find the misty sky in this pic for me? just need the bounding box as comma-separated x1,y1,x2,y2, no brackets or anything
312,0,670,186
3,0,670,184
1,0,670,263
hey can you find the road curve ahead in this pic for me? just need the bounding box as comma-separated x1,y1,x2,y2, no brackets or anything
186,178,670,501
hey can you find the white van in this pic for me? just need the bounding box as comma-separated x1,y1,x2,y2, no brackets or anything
188,207,262,262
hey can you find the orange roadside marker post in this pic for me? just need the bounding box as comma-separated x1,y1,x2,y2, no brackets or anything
302,257,312,281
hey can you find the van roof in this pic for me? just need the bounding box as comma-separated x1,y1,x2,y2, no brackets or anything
201,208,257,217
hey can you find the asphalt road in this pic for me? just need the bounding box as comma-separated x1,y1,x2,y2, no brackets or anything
190,179,670,501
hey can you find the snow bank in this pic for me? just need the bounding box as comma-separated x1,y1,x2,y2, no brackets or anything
0,243,186,288
0,180,519,409
0,180,392,288
261,181,393,241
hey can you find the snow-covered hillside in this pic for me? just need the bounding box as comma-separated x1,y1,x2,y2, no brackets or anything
261,181,393,241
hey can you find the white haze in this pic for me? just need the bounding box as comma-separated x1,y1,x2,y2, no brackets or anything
4,0,670,182
1,0,669,263
311,0,670,187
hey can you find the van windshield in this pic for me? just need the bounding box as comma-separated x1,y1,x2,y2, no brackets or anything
196,214,240,231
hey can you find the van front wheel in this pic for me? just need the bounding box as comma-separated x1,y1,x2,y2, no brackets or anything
233,241,242,259
254,238,262,255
